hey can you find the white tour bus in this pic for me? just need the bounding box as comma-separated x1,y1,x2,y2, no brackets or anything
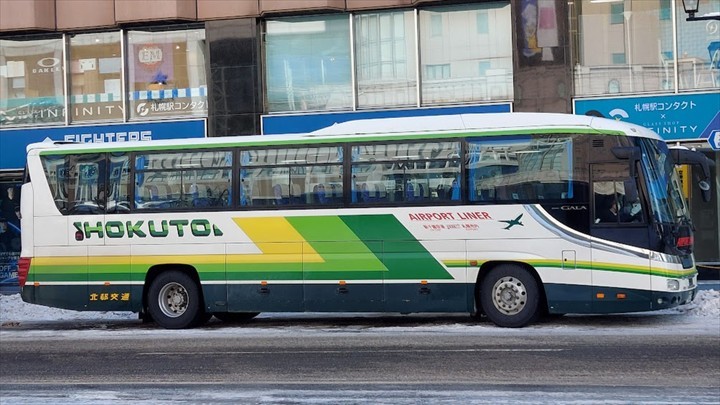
17,113,713,328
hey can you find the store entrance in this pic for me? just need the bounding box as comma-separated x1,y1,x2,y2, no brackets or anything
0,171,23,294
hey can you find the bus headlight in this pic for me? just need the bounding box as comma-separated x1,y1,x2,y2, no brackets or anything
667,279,680,291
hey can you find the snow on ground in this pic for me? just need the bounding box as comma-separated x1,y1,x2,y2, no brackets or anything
1,290,718,338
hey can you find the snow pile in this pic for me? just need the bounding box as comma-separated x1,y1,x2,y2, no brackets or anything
0,294,136,323
670,289,720,317
1,290,718,325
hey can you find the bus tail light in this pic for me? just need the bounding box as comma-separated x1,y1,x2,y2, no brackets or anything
18,257,32,287
676,236,693,248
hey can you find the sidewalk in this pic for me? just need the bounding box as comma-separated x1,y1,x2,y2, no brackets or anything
698,280,720,291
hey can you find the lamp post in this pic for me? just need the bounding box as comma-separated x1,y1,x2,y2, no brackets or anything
682,0,720,21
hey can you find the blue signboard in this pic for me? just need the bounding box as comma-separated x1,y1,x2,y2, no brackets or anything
709,130,720,151
574,92,720,142
261,104,512,135
0,119,207,171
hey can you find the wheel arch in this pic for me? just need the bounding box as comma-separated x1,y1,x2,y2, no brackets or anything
474,260,549,315
143,263,204,313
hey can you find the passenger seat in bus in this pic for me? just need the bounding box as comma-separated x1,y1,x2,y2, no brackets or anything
289,184,302,204
406,182,415,201
273,184,288,205
146,185,160,201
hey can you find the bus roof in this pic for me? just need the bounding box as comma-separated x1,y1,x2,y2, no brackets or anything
27,112,660,154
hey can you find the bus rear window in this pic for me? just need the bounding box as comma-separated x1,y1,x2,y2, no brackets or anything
41,153,131,215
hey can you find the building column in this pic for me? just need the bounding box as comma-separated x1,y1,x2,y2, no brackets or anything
511,0,572,113
206,18,263,137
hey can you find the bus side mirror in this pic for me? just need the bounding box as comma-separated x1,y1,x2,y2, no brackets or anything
611,146,641,161
670,148,715,203
699,180,712,203
612,146,641,179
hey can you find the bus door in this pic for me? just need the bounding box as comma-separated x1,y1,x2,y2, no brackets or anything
589,163,651,312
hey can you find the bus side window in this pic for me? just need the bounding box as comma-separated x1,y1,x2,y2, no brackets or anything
41,155,69,213
107,152,130,214
593,180,643,224
68,153,106,215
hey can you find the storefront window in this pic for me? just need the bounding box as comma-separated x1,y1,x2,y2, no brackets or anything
127,28,208,120
354,10,417,108
572,0,684,96
0,37,65,127
419,3,512,105
69,32,123,122
676,0,720,91
265,15,353,113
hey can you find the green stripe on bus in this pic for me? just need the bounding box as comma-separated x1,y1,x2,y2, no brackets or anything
340,214,453,280
37,128,624,156
288,216,388,273
441,259,696,278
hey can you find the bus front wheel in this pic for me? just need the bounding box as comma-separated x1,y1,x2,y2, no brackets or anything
480,265,540,328
147,270,205,329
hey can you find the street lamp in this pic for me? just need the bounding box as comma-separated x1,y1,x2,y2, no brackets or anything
682,0,720,21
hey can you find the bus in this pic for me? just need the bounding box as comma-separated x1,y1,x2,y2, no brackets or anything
17,113,713,328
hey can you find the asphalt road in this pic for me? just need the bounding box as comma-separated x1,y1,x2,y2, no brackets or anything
1,317,719,403
2,332,719,386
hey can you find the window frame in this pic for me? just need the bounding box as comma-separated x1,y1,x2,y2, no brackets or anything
348,138,464,207
131,148,234,212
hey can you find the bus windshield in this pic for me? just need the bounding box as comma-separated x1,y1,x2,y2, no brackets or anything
637,138,689,225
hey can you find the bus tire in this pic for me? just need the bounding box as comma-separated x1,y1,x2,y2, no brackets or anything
480,264,540,328
213,312,260,323
147,270,205,329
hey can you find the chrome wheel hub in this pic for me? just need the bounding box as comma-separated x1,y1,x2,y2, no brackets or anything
158,282,189,318
491,276,527,315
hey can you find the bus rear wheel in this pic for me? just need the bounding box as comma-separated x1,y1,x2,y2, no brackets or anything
480,264,540,328
147,270,205,329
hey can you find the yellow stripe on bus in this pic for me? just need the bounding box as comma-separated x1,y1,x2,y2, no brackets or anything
35,253,314,266
233,217,324,262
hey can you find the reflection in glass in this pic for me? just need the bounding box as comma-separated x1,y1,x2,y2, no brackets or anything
41,155,69,212
0,38,65,127
419,3,512,104
265,15,352,112
134,150,231,210
127,28,208,120
241,147,342,166
239,164,343,207
107,153,131,214
354,10,417,108
240,146,343,206
571,0,719,95
676,0,720,90
466,135,574,203
69,32,123,122
350,141,461,204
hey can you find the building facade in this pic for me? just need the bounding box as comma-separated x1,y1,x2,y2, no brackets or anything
1,0,719,285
